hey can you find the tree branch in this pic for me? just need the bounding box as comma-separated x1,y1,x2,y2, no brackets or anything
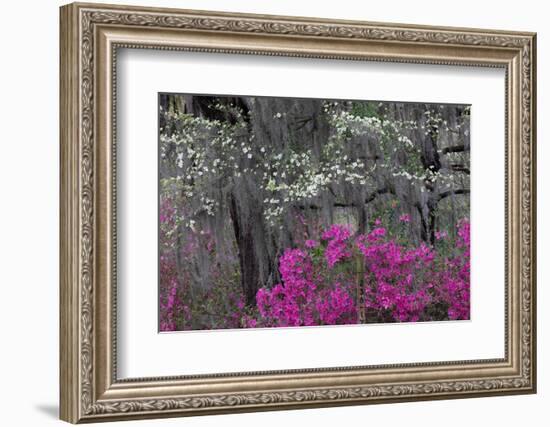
437,188,470,201
441,144,468,155
293,116,313,131
449,163,470,174
365,187,392,203
295,186,392,210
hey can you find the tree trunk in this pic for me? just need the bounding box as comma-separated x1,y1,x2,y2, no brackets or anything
229,192,275,306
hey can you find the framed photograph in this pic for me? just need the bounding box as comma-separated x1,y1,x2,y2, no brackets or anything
60,2,537,423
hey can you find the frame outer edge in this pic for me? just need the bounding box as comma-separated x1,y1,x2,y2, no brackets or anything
529,33,537,393
60,3,81,424
59,2,537,422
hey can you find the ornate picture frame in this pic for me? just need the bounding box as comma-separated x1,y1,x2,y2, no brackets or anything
60,2,536,423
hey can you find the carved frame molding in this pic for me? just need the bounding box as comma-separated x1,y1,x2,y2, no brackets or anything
60,2,536,423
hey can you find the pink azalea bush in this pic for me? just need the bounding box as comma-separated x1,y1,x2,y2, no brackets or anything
159,192,470,330
158,196,247,331
435,219,470,320
255,248,356,327
254,221,470,327
356,229,435,322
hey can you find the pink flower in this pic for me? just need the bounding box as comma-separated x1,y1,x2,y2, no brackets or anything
321,224,352,268
255,249,318,327
305,239,319,248
366,227,386,242
316,283,355,325
399,213,411,223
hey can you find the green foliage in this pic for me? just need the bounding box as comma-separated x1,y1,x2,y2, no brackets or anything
350,100,381,119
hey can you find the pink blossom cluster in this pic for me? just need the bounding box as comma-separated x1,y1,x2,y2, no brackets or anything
356,228,435,322
255,221,470,327
159,239,191,331
435,219,470,320
159,277,190,331
321,224,353,267
256,248,356,326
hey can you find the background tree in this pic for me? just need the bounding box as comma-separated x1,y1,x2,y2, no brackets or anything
159,94,470,307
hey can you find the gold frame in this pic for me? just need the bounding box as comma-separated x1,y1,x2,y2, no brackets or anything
60,2,537,423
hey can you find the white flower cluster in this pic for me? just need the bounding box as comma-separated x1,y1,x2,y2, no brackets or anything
160,108,254,224
260,140,370,226
160,100,470,231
